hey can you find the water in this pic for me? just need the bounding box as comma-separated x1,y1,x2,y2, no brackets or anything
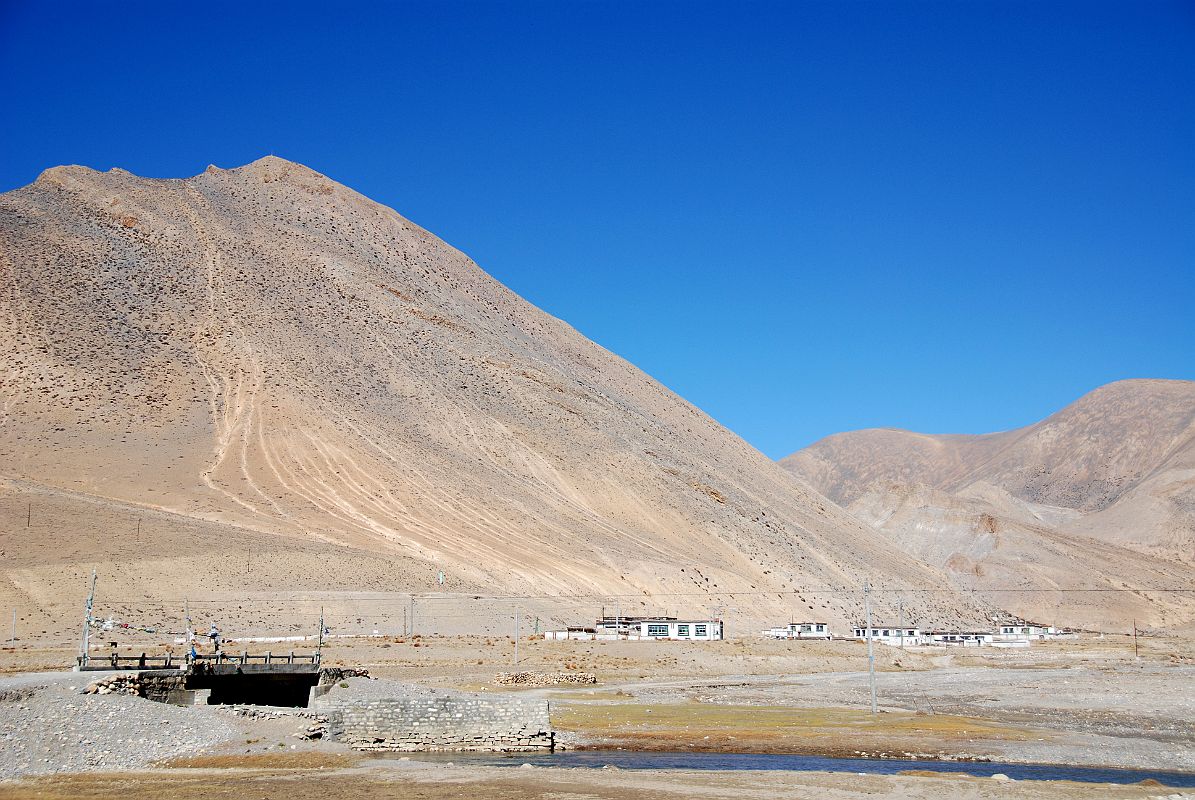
410,750,1195,787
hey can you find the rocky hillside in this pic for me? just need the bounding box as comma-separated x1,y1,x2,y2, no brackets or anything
781,381,1195,629
1,157,973,637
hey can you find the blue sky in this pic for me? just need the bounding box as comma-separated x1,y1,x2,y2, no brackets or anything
2,1,1192,458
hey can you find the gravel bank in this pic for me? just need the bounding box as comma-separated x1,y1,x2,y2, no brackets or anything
0,672,238,779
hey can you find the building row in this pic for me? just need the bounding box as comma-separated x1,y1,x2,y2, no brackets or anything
543,615,724,641
544,615,1065,647
770,621,1063,647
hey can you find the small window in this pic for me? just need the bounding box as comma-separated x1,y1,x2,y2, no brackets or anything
695,624,707,636
907,630,915,636
677,624,689,637
647,624,668,637
882,630,890,637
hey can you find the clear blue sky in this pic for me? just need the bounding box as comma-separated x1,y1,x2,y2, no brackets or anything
2,1,1192,458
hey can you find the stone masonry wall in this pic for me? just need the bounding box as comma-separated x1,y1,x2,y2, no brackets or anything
325,696,553,752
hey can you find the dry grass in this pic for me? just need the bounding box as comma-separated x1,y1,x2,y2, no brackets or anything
160,751,357,770
555,702,1040,756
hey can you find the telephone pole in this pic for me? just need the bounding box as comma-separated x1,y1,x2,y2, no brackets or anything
185,598,193,656
864,580,877,715
513,605,520,665
1133,620,1139,659
898,597,905,649
318,607,325,660
78,570,97,668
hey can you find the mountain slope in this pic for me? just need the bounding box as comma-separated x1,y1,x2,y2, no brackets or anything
781,380,1195,561
780,381,1195,630
1,157,970,636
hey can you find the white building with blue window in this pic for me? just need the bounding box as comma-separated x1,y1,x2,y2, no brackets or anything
638,618,723,641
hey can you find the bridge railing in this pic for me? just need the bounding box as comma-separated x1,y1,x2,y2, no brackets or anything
77,650,321,670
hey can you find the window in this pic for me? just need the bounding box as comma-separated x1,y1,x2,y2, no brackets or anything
882,630,890,637
647,624,669,637
1021,627,1030,634
695,624,707,636
907,630,915,636
677,624,689,637
815,624,825,631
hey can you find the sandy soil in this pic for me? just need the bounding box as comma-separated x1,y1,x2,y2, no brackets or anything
0,757,1188,800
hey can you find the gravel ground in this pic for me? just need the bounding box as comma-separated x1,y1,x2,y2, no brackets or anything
0,672,238,780
610,664,1195,771
314,676,461,705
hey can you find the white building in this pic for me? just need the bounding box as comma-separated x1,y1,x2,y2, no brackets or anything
544,616,723,641
996,623,1057,640
925,630,995,646
762,622,831,640
638,618,723,641
543,626,601,641
852,625,921,646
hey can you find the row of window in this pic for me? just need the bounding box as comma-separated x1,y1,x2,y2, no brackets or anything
854,629,917,637
646,624,710,637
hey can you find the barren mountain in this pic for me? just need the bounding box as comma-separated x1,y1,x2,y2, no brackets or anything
781,380,1195,562
781,381,1195,629
1,157,977,639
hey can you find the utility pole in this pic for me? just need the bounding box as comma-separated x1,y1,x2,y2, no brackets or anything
136,518,141,540
10,610,15,646
26,502,31,528
79,570,97,668
1133,620,1139,659
318,606,325,660
898,597,905,649
246,548,251,573
185,598,193,656
864,580,877,715
409,596,415,636
402,607,408,637
513,605,520,665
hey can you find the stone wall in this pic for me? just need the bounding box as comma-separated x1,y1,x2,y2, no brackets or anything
325,695,553,752
494,671,597,687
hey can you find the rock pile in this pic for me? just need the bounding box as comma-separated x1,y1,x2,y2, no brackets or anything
83,675,142,696
494,671,597,687
319,667,372,683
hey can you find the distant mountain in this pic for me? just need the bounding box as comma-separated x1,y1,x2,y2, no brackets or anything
781,380,1195,629
0,157,962,636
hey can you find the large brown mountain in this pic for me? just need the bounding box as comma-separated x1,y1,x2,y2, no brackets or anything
1,157,971,638
781,380,1195,630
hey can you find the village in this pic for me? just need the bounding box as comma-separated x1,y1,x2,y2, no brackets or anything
543,614,1068,648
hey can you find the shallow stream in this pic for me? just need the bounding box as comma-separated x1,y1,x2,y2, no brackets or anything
407,750,1195,787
